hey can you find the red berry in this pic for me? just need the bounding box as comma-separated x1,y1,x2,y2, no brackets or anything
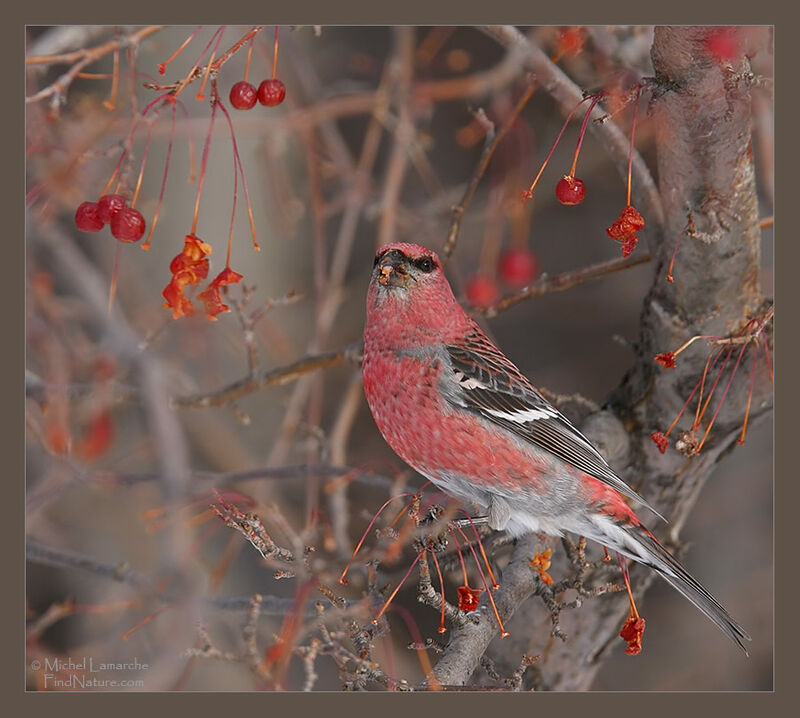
257,79,286,107
229,81,258,110
465,275,499,309
704,28,740,63
97,194,127,224
555,175,586,205
75,201,105,232
110,207,146,242
499,248,539,288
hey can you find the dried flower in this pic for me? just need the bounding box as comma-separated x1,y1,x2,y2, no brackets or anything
530,548,554,585
620,615,646,655
649,431,669,454
607,205,645,258
654,352,677,369
675,429,700,456
198,267,244,320
457,585,484,612
162,234,212,318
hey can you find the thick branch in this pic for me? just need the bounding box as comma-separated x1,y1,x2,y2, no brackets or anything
430,26,771,690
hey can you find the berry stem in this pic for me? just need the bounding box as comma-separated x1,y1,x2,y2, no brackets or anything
142,100,177,250
337,493,415,585
695,340,749,454
215,93,238,267
173,99,197,183
428,548,448,634
272,26,280,81
214,82,258,256
190,99,218,235
693,345,734,430
667,231,682,283
449,528,471,588
524,94,595,199
371,550,422,626
244,36,255,82
221,101,261,251
451,523,508,637
567,93,602,178
158,26,202,75
173,26,226,100
761,332,773,383
196,29,225,101
103,27,120,110
210,26,264,73
129,121,154,209
100,93,173,196
738,340,760,445
626,86,642,207
663,372,704,438
459,510,499,589
107,242,122,314
617,553,639,618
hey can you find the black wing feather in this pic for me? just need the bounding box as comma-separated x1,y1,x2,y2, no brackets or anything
446,334,664,521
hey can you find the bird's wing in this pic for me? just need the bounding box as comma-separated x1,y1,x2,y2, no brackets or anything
444,330,664,521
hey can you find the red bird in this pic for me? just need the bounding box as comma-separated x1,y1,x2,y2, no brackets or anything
362,241,749,653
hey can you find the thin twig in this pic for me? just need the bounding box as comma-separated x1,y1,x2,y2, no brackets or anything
172,343,363,409
26,26,163,105
441,81,536,264
479,252,652,316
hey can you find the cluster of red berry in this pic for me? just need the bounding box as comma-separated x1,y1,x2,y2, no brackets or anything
229,78,286,109
74,194,145,242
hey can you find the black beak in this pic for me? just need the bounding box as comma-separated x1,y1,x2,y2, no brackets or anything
375,249,409,288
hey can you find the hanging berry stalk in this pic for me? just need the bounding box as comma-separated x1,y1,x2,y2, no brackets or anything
258,26,286,106
555,93,602,205
158,26,202,75
171,26,226,100
103,27,120,110
216,88,260,251
196,29,225,101
450,523,508,637
142,100,177,250
522,93,598,201
428,548,448,634
606,86,645,257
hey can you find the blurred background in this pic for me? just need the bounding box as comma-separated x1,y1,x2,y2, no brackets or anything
25,26,773,690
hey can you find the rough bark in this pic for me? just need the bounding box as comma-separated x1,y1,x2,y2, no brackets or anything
427,25,771,691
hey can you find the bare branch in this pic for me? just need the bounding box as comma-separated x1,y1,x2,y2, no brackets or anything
482,25,665,230
441,82,537,264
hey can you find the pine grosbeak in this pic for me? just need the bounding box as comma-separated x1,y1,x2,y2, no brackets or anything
362,242,749,653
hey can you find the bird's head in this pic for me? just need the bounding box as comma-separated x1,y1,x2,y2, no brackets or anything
371,242,444,294
366,242,468,345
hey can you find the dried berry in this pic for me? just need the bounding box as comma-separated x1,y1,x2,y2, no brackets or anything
649,431,669,454
620,615,646,655
198,267,244,320
457,585,483,612
654,352,677,369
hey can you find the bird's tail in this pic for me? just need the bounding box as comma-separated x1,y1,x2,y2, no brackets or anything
582,515,751,654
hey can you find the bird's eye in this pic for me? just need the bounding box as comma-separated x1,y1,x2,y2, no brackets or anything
416,257,434,273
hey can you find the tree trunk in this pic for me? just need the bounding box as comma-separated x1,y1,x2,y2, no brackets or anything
429,25,771,691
